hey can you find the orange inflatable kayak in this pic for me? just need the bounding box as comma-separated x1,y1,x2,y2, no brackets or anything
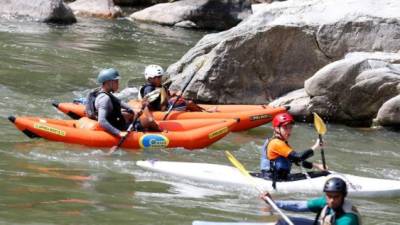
52,102,287,132
8,116,237,150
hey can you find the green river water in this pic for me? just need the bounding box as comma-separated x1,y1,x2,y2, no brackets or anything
0,17,399,225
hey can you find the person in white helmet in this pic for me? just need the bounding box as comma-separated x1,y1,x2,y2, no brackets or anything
139,65,169,111
139,65,214,112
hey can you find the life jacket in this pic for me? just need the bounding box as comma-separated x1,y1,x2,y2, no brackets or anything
318,200,362,225
138,84,168,111
260,138,270,172
267,138,293,177
90,91,126,131
85,87,101,119
103,92,126,131
264,137,293,189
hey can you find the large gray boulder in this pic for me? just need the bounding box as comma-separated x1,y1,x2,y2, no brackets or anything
113,0,171,6
304,52,400,125
269,89,311,121
129,0,251,30
0,0,76,24
166,0,400,104
69,0,122,18
376,95,400,128
269,52,400,126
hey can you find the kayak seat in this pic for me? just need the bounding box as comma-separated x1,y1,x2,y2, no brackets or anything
74,117,104,131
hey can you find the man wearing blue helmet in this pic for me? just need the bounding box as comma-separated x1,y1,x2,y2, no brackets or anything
87,68,160,137
261,177,361,225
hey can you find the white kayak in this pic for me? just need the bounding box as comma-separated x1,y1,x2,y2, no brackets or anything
193,221,274,225
136,160,400,197
193,217,314,225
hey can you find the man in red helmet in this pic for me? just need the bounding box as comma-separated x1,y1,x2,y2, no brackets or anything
260,112,326,187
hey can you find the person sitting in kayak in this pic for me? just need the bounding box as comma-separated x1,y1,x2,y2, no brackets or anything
261,177,361,225
138,64,214,112
138,65,170,111
260,112,326,185
87,68,161,137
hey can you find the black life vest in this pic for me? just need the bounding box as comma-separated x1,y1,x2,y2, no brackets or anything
138,84,167,111
103,92,125,131
85,87,101,120
265,137,293,189
86,89,125,131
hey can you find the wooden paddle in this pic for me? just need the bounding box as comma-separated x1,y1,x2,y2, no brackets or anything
225,151,294,225
108,91,160,154
313,112,327,170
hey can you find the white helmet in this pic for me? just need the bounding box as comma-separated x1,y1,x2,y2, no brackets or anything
144,65,164,79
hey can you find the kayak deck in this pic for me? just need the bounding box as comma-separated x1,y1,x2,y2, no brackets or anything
136,160,400,197
52,101,288,132
9,116,237,150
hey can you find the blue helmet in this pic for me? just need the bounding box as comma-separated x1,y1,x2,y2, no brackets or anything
97,68,120,84
323,177,347,196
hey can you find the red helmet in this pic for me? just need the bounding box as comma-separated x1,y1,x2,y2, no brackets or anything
272,113,294,128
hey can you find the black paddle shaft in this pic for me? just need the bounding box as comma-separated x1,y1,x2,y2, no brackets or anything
163,72,197,120
319,134,327,170
112,104,146,151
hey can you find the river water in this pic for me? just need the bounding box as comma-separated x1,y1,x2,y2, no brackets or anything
0,17,399,225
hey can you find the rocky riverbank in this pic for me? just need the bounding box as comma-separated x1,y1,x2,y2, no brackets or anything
2,0,399,128
166,0,400,128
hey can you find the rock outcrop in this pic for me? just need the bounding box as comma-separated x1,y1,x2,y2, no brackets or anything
0,0,76,24
166,0,400,106
269,52,400,127
376,95,400,128
269,89,311,121
129,0,251,30
304,52,400,125
114,0,171,6
69,0,122,18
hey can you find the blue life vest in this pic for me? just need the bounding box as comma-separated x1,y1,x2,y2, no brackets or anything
274,157,292,173
260,138,270,171
262,137,293,186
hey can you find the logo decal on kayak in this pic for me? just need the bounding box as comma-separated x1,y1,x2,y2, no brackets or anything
34,123,66,136
139,134,169,149
208,127,229,139
249,114,272,121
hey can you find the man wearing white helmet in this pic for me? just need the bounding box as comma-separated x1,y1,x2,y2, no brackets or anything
139,65,169,111
139,65,211,112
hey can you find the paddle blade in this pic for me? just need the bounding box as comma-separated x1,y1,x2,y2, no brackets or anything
225,151,295,225
313,112,327,135
225,151,252,179
144,89,161,103
107,146,119,155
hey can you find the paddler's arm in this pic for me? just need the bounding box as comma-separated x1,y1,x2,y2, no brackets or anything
96,95,122,137
260,192,311,212
120,101,134,114
287,139,323,163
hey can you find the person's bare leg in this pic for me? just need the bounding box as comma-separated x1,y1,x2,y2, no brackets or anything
122,111,134,125
140,107,162,132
